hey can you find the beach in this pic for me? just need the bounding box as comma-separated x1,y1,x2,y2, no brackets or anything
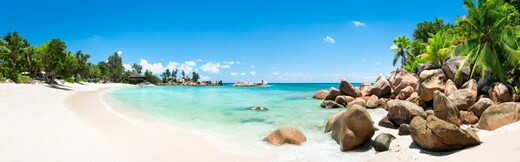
0,83,265,162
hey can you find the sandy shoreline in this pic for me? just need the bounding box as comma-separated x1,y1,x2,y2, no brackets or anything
0,83,265,162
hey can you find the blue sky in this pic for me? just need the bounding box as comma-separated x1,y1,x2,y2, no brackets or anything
0,0,466,83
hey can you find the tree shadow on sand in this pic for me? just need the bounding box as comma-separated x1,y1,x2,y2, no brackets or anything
45,84,72,91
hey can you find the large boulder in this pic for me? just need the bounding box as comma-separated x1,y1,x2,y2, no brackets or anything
460,111,479,124
418,69,447,102
368,75,392,97
410,115,481,151
372,133,396,152
347,98,366,108
359,81,372,97
447,89,477,111
325,110,344,133
339,79,361,97
325,87,342,101
442,56,470,88
468,97,493,117
313,89,329,99
366,95,380,108
406,92,427,108
378,116,398,129
433,91,462,126
335,95,355,106
386,100,427,126
460,79,478,100
488,82,514,103
398,124,411,135
321,100,345,109
445,80,458,96
398,86,415,100
477,102,520,130
417,64,440,76
328,105,375,151
264,126,307,145
388,68,419,96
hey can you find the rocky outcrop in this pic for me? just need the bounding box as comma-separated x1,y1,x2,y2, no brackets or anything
348,98,366,108
460,79,478,100
418,69,447,102
460,111,478,124
477,102,520,130
386,100,427,126
366,95,380,108
468,97,493,117
335,95,355,106
313,89,329,99
398,86,415,100
399,124,411,135
488,82,514,103
373,133,396,152
406,92,427,107
339,79,362,97
321,100,345,109
410,115,481,151
388,68,419,96
327,105,375,151
445,80,458,96
325,88,342,101
433,91,462,126
264,126,307,145
442,56,470,88
368,75,392,98
447,89,476,111
360,81,372,97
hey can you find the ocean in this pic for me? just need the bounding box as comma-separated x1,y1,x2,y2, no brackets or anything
104,83,387,161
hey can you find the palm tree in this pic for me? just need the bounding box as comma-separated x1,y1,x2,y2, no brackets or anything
421,31,454,66
452,0,520,82
391,36,412,67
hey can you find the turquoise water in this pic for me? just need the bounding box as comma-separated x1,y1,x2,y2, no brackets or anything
106,83,386,161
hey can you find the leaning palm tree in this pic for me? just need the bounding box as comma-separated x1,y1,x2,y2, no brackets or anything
452,0,520,82
391,36,412,67
421,31,454,66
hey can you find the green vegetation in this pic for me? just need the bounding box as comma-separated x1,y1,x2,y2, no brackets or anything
392,0,520,88
0,32,131,84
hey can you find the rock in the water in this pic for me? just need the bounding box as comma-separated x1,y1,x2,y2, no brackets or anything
433,91,462,126
410,115,481,151
445,79,458,96
460,111,478,124
477,102,520,130
329,105,375,151
335,95,355,106
366,95,380,108
250,106,268,111
372,133,396,151
469,97,493,117
398,86,415,100
369,75,392,98
460,79,478,100
339,79,362,97
325,110,345,133
321,100,345,109
347,98,366,108
325,87,342,101
406,92,427,107
360,81,372,97
488,82,514,103
447,89,476,111
378,116,399,128
386,100,427,126
313,89,329,99
388,68,419,96
399,124,411,135
264,126,307,145
418,69,446,102
442,56,470,88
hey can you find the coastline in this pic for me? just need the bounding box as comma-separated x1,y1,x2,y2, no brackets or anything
0,83,265,161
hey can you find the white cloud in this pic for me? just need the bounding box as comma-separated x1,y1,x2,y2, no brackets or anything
323,36,335,44
224,61,235,65
200,75,211,81
185,61,196,67
166,62,179,71
250,71,256,76
221,64,231,69
117,50,123,56
201,62,220,73
139,59,164,74
352,21,366,27
273,72,279,76
230,72,238,76
390,44,398,50
123,64,132,71
240,72,246,76
196,59,204,62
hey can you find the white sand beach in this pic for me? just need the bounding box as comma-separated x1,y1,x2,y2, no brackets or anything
0,83,265,162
